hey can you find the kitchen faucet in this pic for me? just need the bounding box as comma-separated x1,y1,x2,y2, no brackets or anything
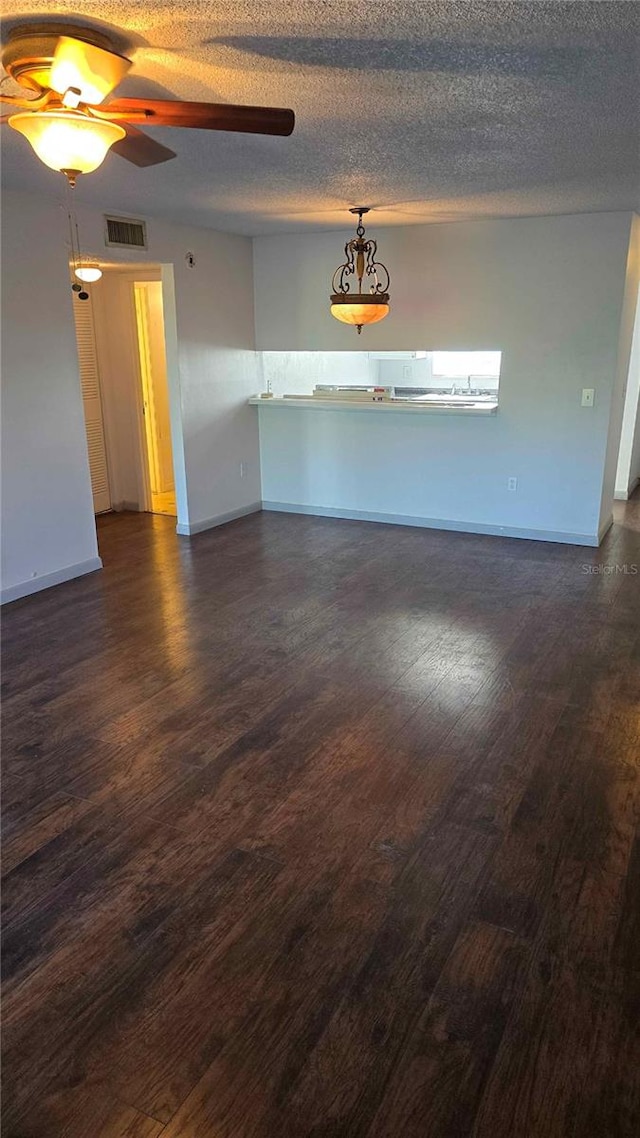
450,376,473,396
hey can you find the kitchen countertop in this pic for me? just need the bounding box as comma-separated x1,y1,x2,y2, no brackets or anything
249,395,498,415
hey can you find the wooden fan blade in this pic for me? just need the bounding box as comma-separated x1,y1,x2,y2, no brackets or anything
111,124,177,167
99,98,295,137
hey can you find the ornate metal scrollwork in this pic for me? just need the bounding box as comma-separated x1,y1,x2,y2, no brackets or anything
329,207,391,333
331,209,390,297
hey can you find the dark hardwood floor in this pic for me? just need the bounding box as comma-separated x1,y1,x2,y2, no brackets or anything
2,498,639,1137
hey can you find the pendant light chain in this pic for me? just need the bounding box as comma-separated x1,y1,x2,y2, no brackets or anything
65,176,78,271
65,176,90,301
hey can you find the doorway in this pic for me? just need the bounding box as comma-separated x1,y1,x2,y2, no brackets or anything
73,264,186,534
615,285,640,501
133,281,176,517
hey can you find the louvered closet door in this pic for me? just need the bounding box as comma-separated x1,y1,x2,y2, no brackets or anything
72,293,111,514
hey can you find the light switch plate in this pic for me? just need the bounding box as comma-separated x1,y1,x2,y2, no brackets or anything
581,388,595,407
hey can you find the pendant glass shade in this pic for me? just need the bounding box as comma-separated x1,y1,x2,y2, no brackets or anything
330,300,390,328
8,110,125,174
49,36,132,106
74,262,102,282
329,208,391,334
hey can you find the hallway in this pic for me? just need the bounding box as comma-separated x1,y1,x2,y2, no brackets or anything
149,490,177,517
2,500,639,1136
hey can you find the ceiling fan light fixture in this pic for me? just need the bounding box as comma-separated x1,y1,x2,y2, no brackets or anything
49,35,132,106
2,24,295,173
330,207,390,334
8,109,126,176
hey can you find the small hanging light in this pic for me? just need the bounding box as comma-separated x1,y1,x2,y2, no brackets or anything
330,207,390,334
74,260,102,283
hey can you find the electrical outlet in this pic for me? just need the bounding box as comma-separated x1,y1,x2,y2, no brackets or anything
581,388,595,408
507,476,518,492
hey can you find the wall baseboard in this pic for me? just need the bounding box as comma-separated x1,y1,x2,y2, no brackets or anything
176,501,262,536
261,501,602,547
111,500,140,513
614,476,639,501
1,557,103,605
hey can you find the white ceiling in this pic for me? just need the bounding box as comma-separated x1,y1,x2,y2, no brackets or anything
1,1,638,235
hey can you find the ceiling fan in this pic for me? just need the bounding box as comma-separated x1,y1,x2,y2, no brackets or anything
0,23,295,182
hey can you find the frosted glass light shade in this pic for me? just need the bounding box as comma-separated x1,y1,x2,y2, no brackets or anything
8,111,125,174
75,263,102,282
50,36,132,106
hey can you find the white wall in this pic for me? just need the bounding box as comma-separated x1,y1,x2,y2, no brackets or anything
253,212,637,543
260,351,377,396
377,357,433,388
73,198,261,534
1,192,101,602
615,283,640,498
1,188,261,601
377,354,500,392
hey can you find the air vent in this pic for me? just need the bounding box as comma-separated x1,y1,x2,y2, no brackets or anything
104,215,147,249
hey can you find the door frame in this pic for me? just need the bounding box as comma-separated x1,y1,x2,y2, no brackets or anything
128,269,185,520
122,268,161,515
91,263,188,529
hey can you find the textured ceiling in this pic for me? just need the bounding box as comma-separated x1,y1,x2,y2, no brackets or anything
1,1,638,235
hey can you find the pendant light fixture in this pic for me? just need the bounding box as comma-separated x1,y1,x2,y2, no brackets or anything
330,207,390,334
74,260,102,283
